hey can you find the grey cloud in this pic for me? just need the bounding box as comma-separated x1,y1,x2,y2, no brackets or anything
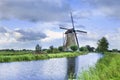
15,29,47,41
0,26,47,42
85,0,120,19
0,27,7,33
75,25,86,29
79,36,97,42
0,0,70,22
86,0,120,6
74,10,92,19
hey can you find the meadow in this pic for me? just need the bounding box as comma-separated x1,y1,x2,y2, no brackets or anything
78,52,120,80
0,51,87,62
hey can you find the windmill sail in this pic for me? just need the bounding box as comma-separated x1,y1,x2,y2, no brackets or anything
70,12,79,50
60,12,87,51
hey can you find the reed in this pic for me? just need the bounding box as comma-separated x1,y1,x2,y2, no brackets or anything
78,52,120,80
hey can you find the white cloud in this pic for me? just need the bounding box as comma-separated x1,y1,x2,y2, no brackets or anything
41,30,63,42
0,33,16,44
13,31,23,39
77,31,100,48
104,28,120,49
105,28,120,41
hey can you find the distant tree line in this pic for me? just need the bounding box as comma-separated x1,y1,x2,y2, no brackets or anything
35,44,61,54
34,44,96,54
34,37,120,54
1,37,118,54
0,49,33,52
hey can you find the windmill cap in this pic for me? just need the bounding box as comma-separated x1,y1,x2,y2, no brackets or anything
65,28,75,34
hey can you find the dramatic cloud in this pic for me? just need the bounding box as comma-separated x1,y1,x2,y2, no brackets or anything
86,0,120,19
0,27,46,43
0,0,70,22
0,0,120,50
14,29,47,41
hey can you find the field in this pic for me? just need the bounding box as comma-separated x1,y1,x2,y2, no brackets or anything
79,52,120,80
0,51,87,62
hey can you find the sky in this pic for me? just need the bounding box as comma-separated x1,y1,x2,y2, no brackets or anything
0,0,120,50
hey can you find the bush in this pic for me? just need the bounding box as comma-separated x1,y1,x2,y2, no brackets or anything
47,49,52,53
70,45,78,51
79,47,88,52
58,46,64,52
53,48,59,53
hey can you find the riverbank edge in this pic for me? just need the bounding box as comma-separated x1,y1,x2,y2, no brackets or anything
0,51,88,63
78,52,120,80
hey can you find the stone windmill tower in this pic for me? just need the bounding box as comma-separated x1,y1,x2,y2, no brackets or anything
60,12,87,51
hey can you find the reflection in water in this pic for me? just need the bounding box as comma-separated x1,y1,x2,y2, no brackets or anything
0,53,102,80
75,53,103,78
67,53,103,79
67,57,76,78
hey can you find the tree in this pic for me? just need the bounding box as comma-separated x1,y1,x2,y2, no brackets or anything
112,49,118,52
49,45,54,53
35,44,42,53
86,45,95,52
70,45,78,51
86,45,91,52
58,46,64,52
96,37,109,52
79,46,88,52
47,46,59,53
91,47,95,52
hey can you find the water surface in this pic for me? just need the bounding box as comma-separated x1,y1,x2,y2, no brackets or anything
0,53,102,80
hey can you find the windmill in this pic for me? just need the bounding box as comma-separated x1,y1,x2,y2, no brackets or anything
60,12,87,51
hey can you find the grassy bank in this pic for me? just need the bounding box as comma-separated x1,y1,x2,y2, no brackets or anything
0,51,87,63
78,52,120,80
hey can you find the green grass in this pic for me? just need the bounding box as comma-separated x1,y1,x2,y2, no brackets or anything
78,52,120,80
0,51,87,62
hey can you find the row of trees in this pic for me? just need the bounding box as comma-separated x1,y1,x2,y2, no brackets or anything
70,37,109,52
35,37,110,54
79,37,109,53
35,44,95,54
0,37,116,53
35,45,64,54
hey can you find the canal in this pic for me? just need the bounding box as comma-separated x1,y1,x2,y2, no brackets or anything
0,53,103,80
